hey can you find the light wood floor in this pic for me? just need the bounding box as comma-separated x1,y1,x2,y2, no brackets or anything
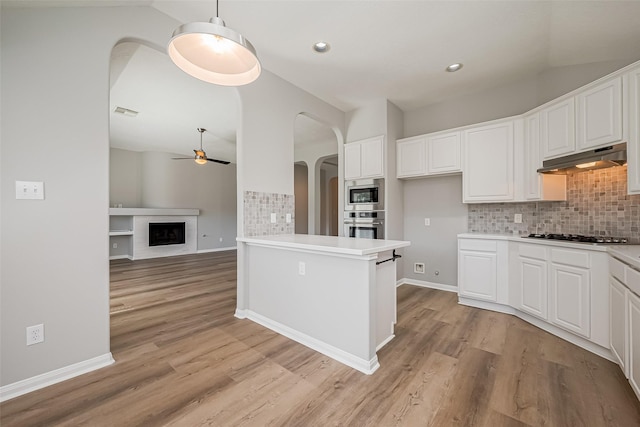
2,251,640,426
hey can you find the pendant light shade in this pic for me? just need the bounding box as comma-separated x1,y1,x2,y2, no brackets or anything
168,16,261,86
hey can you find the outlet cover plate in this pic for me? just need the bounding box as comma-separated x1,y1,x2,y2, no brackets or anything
26,324,44,345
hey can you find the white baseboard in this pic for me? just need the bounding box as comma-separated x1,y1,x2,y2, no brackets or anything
398,278,457,293
234,308,248,319
458,297,616,363
0,353,114,402
197,246,237,254
244,310,379,375
109,255,133,261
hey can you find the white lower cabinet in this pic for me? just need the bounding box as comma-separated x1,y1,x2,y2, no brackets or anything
458,242,498,302
610,276,628,374
629,291,640,397
461,237,612,356
514,245,548,320
549,262,590,338
609,254,640,398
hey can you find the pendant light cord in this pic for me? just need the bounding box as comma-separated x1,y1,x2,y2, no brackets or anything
216,0,219,18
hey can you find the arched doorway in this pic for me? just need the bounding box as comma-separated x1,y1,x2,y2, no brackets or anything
293,114,339,235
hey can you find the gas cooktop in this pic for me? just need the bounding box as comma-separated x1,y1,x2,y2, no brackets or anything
526,233,628,244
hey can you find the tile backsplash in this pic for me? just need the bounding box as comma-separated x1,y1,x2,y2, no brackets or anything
243,191,295,236
468,166,640,242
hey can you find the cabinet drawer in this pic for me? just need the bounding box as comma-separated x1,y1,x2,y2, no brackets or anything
627,266,640,298
459,239,497,252
550,248,590,268
519,244,547,260
610,256,626,283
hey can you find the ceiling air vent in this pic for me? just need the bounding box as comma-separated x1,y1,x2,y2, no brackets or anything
113,106,139,117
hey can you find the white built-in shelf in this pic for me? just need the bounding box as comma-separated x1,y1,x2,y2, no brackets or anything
109,230,133,236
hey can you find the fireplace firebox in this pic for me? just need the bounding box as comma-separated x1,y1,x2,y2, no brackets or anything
149,222,186,247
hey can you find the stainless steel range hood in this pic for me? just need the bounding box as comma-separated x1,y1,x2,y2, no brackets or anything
537,142,627,174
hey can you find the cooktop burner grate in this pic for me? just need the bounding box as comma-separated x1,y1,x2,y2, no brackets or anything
526,233,628,244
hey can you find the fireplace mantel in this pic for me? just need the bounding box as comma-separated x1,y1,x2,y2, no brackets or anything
109,208,200,216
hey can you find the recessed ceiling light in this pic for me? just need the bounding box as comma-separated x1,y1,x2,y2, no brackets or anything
313,41,330,53
446,63,463,72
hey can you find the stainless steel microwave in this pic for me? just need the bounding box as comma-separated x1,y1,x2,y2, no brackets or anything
344,178,384,211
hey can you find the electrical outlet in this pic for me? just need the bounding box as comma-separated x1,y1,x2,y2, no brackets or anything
298,262,306,276
112,242,118,249
219,237,223,242
424,218,431,226
270,213,277,223
286,213,292,223
514,213,523,224
26,324,44,346
414,262,425,274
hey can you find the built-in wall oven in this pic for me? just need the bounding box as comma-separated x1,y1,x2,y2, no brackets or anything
344,178,384,211
343,211,385,239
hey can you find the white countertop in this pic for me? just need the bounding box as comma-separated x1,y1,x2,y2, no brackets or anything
237,234,410,256
458,233,610,252
608,246,640,270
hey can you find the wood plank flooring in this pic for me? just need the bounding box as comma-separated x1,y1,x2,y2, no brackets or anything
2,250,640,426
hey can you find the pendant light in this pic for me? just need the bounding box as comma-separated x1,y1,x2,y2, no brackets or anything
167,0,261,86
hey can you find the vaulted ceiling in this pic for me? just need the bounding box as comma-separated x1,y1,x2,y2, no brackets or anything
5,1,640,161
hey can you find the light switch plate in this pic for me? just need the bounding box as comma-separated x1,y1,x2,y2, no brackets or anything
424,218,431,226
16,181,45,200
270,213,277,223
286,213,292,223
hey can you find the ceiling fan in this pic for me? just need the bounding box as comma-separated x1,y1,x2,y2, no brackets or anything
172,128,230,165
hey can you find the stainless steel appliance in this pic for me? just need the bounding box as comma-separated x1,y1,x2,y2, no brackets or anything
344,178,384,211
344,211,385,239
537,142,627,174
525,233,628,244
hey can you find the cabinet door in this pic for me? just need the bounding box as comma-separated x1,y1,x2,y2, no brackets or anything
517,255,548,320
629,290,640,397
541,98,575,159
628,65,640,194
344,143,362,180
577,77,622,150
396,136,426,178
459,250,497,302
523,113,542,199
427,131,461,174
462,121,514,202
610,277,628,375
549,263,590,338
360,136,384,178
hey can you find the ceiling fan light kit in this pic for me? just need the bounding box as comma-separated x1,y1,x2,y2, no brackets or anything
167,1,261,86
172,128,230,165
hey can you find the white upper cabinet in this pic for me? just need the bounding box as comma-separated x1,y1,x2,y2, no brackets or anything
463,120,514,202
427,131,461,175
541,98,576,159
396,131,461,179
628,64,640,194
521,112,567,201
345,135,384,180
344,143,362,180
577,76,623,151
396,136,426,178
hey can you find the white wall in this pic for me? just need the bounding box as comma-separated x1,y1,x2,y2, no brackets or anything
109,148,142,207
110,148,237,252
402,176,468,286
1,5,190,388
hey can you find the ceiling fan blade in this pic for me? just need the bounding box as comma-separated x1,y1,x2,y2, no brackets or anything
207,158,231,165
171,157,193,160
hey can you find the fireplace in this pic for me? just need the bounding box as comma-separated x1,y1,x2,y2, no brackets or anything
149,222,186,247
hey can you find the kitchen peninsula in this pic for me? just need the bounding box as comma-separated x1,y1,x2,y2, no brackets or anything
235,235,410,374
